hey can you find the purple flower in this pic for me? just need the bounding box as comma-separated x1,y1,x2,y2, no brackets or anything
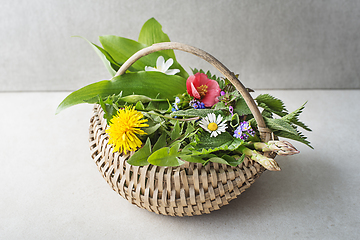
233,121,255,140
229,106,234,116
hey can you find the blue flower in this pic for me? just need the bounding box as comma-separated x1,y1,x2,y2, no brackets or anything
189,99,205,109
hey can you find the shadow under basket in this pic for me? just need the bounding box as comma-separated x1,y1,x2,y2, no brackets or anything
89,105,271,217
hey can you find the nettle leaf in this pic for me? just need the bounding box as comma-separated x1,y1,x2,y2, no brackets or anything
147,143,185,167
233,98,252,116
273,130,313,149
264,117,298,135
258,102,286,117
56,71,186,114
127,138,151,166
192,131,235,151
282,102,312,131
213,101,227,110
256,94,287,115
170,109,225,118
264,117,313,148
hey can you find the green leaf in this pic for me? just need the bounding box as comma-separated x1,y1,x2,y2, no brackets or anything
221,154,245,167
273,130,313,149
143,123,162,135
100,34,188,79
134,101,145,110
264,117,313,148
127,138,151,166
264,117,298,135
170,120,181,141
98,96,118,124
153,133,167,152
193,131,234,150
147,144,185,167
74,36,117,76
233,98,252,116
138,17,176,60
282,102,312,131
179,154,206,164
256,94,287,112
230,113,240,128
170,109,224,118
209,157,228,165
56,71,186,114
99,35,149,72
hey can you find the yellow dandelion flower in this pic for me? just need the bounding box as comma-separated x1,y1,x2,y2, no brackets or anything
106,106,149,154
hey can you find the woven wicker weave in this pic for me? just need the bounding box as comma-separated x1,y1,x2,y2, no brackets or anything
88,42,275,216
89,105,266,216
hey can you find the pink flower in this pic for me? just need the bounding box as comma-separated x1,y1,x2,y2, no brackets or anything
186,73,221,107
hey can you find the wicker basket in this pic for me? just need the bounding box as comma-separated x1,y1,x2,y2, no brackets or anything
88,42,275,216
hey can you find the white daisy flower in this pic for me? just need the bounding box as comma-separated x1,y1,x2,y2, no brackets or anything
199,113,228,137
145,56,180,75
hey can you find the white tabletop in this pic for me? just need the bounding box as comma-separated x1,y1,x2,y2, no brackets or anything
1,90,359,239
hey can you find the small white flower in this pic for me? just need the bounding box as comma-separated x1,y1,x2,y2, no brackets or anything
145,56,180,75
199,113,227,137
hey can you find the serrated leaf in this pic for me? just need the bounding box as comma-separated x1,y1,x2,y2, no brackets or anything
264,117,312,148
233,98,252,116
258,102,286,117
264,117,298,135
147,144,185,167
282,102,312,131
193,131,234,150
127,138,151,166
274,130,313,149
256,94,287,114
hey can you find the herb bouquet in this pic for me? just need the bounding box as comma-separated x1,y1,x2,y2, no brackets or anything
57,18,311,216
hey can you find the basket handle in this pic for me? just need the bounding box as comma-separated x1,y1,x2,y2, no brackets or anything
115,42,272,142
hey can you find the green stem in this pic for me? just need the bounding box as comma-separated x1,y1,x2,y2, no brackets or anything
143,111,199,122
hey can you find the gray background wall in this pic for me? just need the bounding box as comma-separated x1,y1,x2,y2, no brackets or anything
1,0,359,91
